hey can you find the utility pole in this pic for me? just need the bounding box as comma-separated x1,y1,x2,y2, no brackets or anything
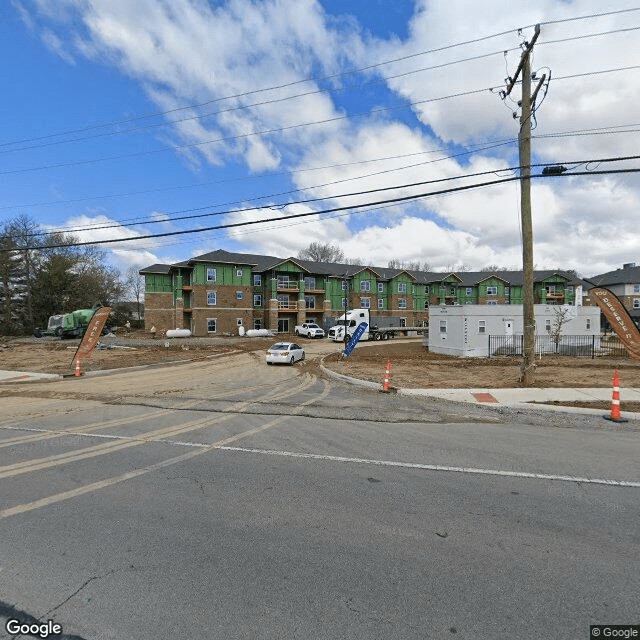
504,25,544,387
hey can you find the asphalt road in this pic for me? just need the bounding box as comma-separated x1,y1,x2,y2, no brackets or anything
0,351,638,640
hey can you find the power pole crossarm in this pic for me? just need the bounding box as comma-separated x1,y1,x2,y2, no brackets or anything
504,25,541,97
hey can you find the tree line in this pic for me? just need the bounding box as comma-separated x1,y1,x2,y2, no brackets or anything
0,215,138,336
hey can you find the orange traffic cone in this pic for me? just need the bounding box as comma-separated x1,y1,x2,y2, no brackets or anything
75,356,81,377
605,369,627,423
380,359,392,393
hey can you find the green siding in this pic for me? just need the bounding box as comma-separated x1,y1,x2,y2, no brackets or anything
192,263,252,285
145,274,172,293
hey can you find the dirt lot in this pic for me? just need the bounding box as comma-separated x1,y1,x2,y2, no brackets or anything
2,333,640,411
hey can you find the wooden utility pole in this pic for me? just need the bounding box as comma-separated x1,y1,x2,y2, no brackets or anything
504,25,542,386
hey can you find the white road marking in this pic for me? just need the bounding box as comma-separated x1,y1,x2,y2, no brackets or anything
217,446,640,488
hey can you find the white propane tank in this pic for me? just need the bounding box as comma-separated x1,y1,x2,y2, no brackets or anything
246,329,271,337
238,326,246,336
166,328,192,338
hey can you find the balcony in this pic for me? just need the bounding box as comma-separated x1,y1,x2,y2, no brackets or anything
277,282,299,292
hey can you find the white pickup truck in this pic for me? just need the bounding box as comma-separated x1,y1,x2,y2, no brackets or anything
294,322,325,338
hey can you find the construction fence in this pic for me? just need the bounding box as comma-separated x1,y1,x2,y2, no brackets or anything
488,334,629,359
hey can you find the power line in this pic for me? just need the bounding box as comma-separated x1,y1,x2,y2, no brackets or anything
4,24,640,157
30,141,517,237
6,165,640,253
3,9,637,152
3,62,638,178
21,155,524,238
0,49,519,155
6,114,640,217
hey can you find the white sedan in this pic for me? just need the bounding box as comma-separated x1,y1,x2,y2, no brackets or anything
266,342,305,365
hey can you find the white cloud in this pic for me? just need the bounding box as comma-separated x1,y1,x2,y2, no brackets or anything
224,203,350,257
53,214,164,268
34,0,360,168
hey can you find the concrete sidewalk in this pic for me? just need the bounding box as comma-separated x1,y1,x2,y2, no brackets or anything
400,386,640,419
0,369,62,383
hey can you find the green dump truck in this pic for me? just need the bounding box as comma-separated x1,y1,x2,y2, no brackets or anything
34,307,107,339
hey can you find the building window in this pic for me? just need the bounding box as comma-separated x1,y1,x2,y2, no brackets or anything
342,281,349,291
254,274,261,286
254,294,262,307
440,320,447,333
360,297,371,308
567,285,574,293
400,318,406,327
360,280,371,291
545,319,552,331
505,287,510,296
378,298,384,309
304,277,316,289
378,283,384,293
586,318,591,330
237,318,243,326
634,299,640,309
206,268,217,283
254,319,262,330
398,283,407,293
546,285,556,294
236,291,244,300
277,294,289,308
207,318,217,333
236,268,243,277
634,284,640,293
486,300,497,305
207,291,217,306
478,321,486,334
466,288,473,296
398,298,407,309
486,286,497,295
341,298,347,308
277,275,291,288
305,296,315,309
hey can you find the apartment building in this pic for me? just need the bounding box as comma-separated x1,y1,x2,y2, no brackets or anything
589,263,640,326
140,250,584,337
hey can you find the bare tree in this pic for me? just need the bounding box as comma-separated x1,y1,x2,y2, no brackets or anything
125,266,145,322
548,306,572,352
297,242,345,263
388,259,433,272
480,264,511,272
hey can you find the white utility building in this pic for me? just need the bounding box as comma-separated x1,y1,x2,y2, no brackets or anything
429,304,601,357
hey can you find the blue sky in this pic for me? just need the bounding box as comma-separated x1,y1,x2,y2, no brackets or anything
2,1,640,277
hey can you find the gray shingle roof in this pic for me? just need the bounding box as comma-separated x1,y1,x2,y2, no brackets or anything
588,265,640,287
141,251,582,286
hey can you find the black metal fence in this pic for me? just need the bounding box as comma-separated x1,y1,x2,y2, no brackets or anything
488,335,629,359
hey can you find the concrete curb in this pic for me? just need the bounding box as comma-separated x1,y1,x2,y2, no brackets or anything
319,356,640,421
